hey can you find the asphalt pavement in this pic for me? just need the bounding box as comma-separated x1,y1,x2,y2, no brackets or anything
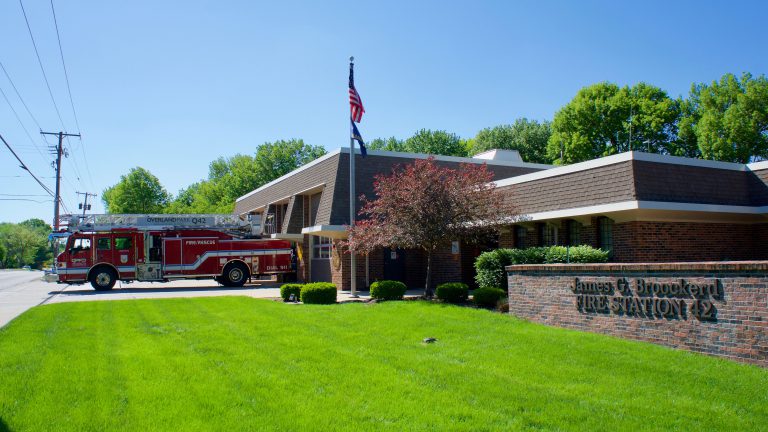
0,270,58,328
0,270,390,328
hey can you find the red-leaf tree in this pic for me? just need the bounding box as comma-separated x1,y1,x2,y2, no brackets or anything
346,157,507,297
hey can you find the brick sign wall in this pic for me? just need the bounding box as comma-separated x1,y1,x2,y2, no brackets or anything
507,262,768,367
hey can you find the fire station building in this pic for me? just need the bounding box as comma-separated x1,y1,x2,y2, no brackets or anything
234,148,768,291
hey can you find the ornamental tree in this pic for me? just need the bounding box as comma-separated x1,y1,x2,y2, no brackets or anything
346,157,506,298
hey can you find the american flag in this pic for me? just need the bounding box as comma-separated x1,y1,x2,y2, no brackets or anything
349,62,364,123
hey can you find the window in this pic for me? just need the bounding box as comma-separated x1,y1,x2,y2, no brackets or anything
597,217,613,252
539,223,558,246
149,235,162,261
514,226,527,249
72,238,91,250
312,236,332,259
97,238,111,250
566,220,581,246
114,237,132,250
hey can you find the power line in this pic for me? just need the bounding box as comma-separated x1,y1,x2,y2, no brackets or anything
0,133,55,197
19,0,68,132
49,0,79,134
49,1,95,191
0,193,51,197
0,198,53,203
0,84,48,164
0,61,43,131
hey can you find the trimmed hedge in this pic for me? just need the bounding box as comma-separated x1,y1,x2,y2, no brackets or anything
474,245,609,290
472,287,506,308
300,282,337,304
280,283,303,301
370,280,408,300
436,282,469,304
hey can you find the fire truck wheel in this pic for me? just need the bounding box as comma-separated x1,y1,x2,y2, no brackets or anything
222,262,249,287
90,267,117,291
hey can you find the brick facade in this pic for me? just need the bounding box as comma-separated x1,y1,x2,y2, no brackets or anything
324,242,464,291
610,221,768,262
507,262,768,366
497,219,768,263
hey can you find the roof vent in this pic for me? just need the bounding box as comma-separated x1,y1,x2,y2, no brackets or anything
472,149,523,162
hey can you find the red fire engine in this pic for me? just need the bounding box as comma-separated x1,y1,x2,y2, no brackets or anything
50,214,294,290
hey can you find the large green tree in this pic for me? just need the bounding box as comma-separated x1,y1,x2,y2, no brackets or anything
680,73,768,163
102,167,171,214
252,139,326,186
0,220,51,269
471,118,553,163
167,139,326,214
368,137,406,152
547,82,680,164
403,129,467,156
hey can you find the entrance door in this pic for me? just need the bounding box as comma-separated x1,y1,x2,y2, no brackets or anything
309,236,332,282
383,248,406,283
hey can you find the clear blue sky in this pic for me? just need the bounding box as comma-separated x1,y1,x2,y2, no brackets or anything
1,0,766,223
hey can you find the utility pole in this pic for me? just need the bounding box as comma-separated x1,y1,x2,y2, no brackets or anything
41,131,80,230
76,191,96,217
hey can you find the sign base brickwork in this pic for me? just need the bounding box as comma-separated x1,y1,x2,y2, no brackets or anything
507,262,768,367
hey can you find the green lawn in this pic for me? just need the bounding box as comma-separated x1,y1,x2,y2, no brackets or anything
0,298,766,431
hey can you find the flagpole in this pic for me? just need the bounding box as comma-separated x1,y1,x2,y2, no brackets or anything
349,56,358,298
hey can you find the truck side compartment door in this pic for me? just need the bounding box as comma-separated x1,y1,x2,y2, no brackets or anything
163,238,183,276
181,237,219,276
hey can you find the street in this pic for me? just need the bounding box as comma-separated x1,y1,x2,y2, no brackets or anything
0,270,56,328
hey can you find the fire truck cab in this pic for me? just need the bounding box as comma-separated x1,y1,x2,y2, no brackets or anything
52,214,294,291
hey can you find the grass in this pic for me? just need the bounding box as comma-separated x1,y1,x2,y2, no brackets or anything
0,298,766,431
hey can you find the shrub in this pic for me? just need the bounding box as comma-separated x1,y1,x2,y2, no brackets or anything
280,283,303,301
512,247,547,264
435,282,469,304
300,282,337,304
567,245,610,263
370,280,407,300
474,249,515,291
472,287,506,308
475,245,609,290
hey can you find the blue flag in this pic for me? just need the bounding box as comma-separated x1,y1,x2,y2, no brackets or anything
351,120,367,157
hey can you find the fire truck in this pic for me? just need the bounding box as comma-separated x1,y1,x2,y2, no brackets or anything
49,214,294,291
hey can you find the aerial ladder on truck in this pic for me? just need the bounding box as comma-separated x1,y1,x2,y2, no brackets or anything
59,213,262,236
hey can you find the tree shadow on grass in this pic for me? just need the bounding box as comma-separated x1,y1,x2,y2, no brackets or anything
0,417,10,432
